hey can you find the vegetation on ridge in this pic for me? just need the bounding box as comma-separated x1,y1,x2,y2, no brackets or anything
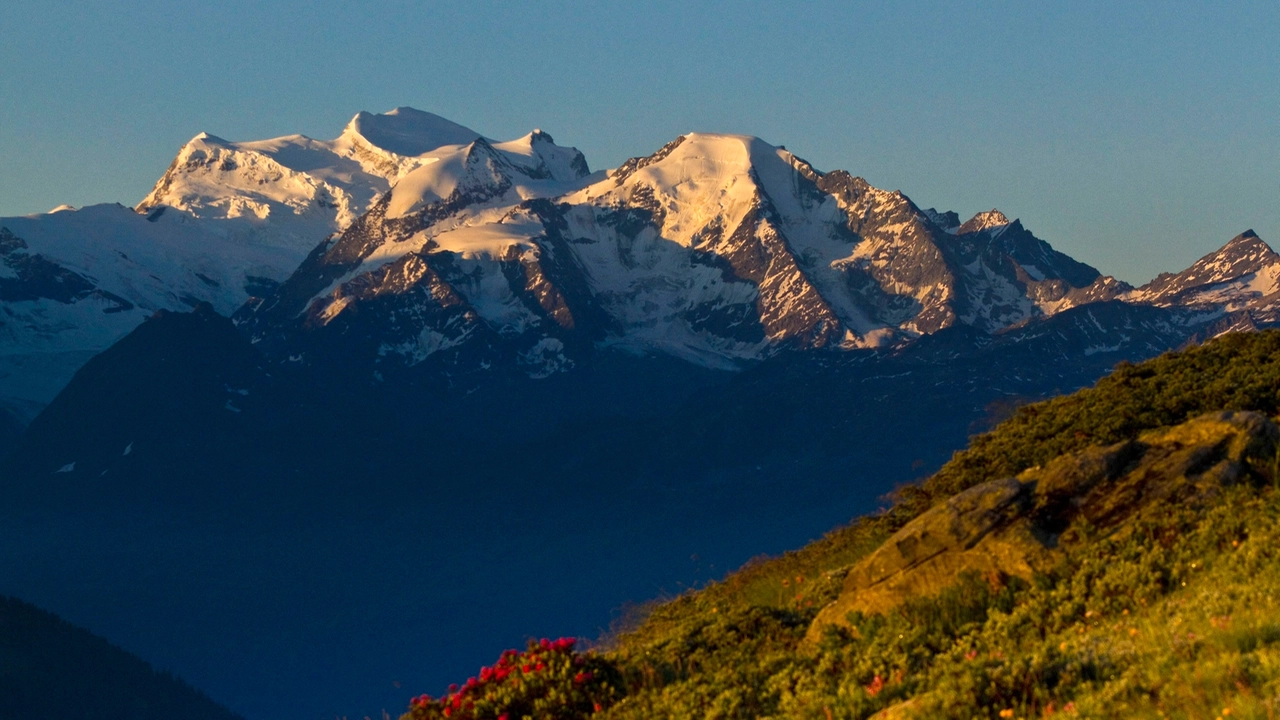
402,330,1280,719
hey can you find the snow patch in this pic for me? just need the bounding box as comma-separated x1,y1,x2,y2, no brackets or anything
519,337,572,379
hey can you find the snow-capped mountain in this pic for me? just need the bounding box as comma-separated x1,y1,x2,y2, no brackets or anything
1125,230,1280,321
238,128,596,379
2,107,1275,429
237,130,1136,380
0,108,589,421
0,205,300,421
135,108,487,249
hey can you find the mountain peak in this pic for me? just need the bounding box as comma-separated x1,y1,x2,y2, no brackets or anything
957,209,1011,235
1131,230,1280,308
1205,229,1276,263
187,131,231,147
922,208,962,233
607,133,795,192
341,107,482,157
1225,229,1265,247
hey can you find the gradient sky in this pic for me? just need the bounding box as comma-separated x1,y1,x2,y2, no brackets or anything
1,1,1276,284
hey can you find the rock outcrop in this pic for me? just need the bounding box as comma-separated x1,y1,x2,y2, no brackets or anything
808,411,1280,639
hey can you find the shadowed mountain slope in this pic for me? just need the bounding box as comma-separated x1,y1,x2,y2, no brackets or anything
0,595,243,720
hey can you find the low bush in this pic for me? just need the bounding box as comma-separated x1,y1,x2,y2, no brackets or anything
402,638,620,720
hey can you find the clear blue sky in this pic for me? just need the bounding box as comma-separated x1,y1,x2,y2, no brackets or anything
2,0,1276,284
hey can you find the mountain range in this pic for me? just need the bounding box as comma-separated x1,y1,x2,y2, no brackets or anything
3,107,1278,437
2,108,1277,719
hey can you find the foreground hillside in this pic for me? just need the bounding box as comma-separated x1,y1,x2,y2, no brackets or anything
403,330,1280,719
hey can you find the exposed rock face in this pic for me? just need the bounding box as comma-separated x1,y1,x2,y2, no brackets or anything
828,475,1046,619
0,228,119,306
808,411,1279,638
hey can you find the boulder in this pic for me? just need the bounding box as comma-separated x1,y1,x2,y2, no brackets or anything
808,411,1278,640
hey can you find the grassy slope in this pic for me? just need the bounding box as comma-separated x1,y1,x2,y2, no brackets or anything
400,330,1280,719
597,330,1280,719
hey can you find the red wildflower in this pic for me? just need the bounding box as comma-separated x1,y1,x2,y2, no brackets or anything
594,702,603,712
866,674,885,697
535,662,546,672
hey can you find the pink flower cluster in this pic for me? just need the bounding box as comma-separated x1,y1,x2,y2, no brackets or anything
405,637,614,720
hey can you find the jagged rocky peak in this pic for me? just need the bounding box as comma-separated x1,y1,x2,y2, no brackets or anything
1217,229,1275,263
957,209,1012,235
922,208,962,233
1130,230,1280,308
564,132,874,354
490,130,591,183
